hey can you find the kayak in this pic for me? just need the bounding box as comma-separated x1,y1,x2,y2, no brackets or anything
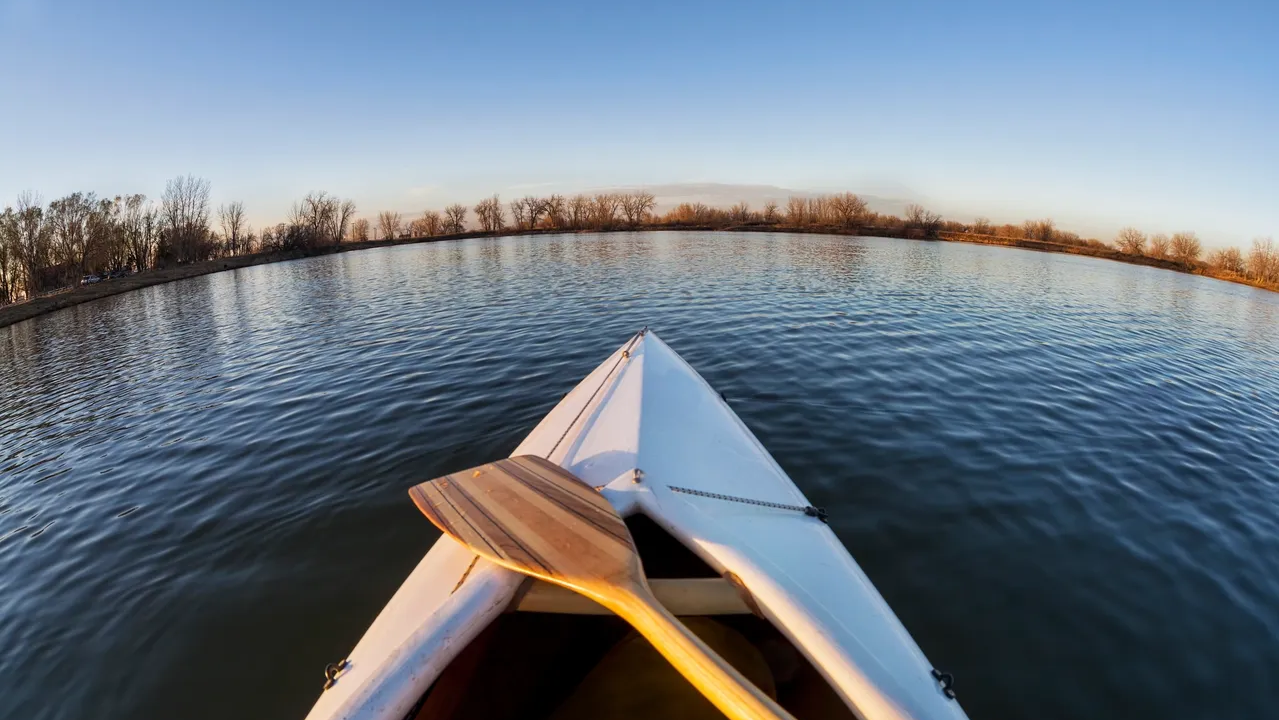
305,329,969,720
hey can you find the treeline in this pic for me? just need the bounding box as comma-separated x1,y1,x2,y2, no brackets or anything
370,191,946,239
364,192,662,240
0,177,357,304
373,190,1276,288
1109,226,1279,284
659,194,947,236
380,191,1089,246
957,218,1277,286
965,217,1108,249
5,180,1276,306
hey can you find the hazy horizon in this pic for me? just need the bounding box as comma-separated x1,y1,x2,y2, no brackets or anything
2,0,1275,247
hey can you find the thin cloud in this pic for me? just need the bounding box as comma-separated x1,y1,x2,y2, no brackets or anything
505,181,561,192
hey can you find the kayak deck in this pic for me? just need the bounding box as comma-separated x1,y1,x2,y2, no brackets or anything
305,330,967,720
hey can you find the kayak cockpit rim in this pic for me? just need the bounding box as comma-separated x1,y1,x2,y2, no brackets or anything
405,510,860,720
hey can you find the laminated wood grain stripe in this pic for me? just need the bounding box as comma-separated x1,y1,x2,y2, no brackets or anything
502,457,631,546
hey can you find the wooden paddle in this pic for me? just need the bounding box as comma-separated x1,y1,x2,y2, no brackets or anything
409,455,795,720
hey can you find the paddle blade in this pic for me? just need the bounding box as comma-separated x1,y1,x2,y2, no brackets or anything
409,455,640,589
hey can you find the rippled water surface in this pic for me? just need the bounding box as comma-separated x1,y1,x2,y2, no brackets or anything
2,232,1278,720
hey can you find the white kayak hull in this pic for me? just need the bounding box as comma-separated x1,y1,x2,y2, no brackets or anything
306,330,968,720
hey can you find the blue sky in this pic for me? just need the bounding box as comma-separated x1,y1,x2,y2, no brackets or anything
1,0,1275,246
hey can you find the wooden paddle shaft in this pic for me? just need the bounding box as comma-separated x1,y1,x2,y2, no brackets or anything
516,578,752,616
600,582,797,720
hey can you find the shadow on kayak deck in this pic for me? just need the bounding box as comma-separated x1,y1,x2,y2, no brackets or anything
409,514,855,720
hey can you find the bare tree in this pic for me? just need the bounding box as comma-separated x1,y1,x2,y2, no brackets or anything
1115,227,1146,255
503,195,524,230
762,201,779,223
407,211,444,238
443,204,468,234
117,195,146,270
830,192,868,227
729,202,751,223
1247,237,1278,283
121,197,160,271
1148,233,1170,258
665,202,715,225
1169,232,1201,264
12,192,50,294
1207,246,1245,274
90,196,126,272
0,208,13,303
219,201,250,256
309,192,337,245
476,195,504,232
377,210,403,240
995,223,1025,239
1021,218,1055,242
817,196,840,224
543,195,566,229
905,204,943,236
616,193,637,225
0,208,16,304
785,197,808,225
568,194,591,229
47,192,94,282
0,206,21,303
591,193,621,229
419,211,443,236
279,192,355,250
348,218,370,242
970,217,992,235
333,199,356,247
159,175,213,264
259,224,279,251
283,203,315,249
519,196,547,229
805,198,824,225
620,191,656,226
1054,230,1083,246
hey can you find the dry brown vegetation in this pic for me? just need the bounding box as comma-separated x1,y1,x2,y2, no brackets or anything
385,189,1276,292
3,182,1276,317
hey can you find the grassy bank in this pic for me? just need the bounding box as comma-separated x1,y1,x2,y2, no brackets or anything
2,224,1275,330
934,230,1279,293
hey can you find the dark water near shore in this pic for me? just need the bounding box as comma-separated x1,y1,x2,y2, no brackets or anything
2,231,1278,720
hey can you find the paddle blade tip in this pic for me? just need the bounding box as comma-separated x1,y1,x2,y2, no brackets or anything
408,482,454,538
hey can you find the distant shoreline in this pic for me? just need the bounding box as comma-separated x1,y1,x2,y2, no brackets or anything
2,225,1274,330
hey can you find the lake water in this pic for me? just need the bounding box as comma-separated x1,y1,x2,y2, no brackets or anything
2,231,1277,720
